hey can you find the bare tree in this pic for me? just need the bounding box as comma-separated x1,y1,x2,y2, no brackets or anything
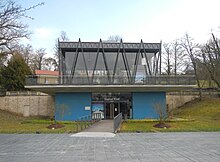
33,48,47,70
162,40,185,75
106,35,123,42
53,31,69,71
0,0,43,72
196,59,211,88
42,57,58,71
171,40,186,75
59,31,69,42
14,44,34,65
180,33,202,99
54,31,69,57
201,33,220,89
0,0,44,52
162,43,172,75
153,102,171,128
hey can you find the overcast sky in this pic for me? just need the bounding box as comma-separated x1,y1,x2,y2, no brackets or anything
19,0,220,55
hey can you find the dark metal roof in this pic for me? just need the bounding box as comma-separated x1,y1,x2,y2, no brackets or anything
59,40,161,53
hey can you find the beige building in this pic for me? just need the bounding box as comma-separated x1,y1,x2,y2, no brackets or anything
34,70,59,84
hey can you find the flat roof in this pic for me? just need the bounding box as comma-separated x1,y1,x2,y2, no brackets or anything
25,85,196,95
59,41,161,53
35,70,59,76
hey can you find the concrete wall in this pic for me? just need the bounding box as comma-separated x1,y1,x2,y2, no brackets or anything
0,95,55,117
55,92,91,121
132,92,166,119
166,94,198,111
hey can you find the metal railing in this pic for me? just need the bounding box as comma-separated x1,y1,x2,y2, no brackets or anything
26,75,196,86
5,91,47,96
113,113,122,133
76,115,92,132
75,114,102,132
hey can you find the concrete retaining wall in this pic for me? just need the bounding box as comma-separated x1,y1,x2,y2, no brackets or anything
0,95,54,117
166,94,198,110
0,93,197,118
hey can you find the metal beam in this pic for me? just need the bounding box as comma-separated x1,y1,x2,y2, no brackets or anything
133,47,140,83
121,39,131,83
79,39,90,84
58,39,63,84
112,41,122,83
141,39,152,76
131,42,141,83
91,40,101,83
61,51,65,83
100,39,110,84
70,38,80,79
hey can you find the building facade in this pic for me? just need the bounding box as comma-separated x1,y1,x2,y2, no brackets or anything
25,39,195,121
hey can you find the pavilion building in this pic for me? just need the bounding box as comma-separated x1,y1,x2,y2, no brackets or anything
25,39,195,120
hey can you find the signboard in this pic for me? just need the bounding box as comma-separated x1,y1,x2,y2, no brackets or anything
104,97,120,101
85,106,90,110
92,103,104,119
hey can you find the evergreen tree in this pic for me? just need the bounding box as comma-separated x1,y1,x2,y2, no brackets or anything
1,54,32,91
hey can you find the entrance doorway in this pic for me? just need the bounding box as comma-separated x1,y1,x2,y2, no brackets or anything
105,102,119,119
92,93,132,119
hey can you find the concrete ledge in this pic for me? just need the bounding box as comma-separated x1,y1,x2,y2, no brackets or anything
25,84,196,94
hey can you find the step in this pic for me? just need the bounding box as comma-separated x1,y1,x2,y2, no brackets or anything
70,132,115,138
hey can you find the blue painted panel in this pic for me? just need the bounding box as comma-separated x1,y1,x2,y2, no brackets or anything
132,92,166,119
55,92,91,121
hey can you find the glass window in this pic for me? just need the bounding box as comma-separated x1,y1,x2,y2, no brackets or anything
64,52,76,75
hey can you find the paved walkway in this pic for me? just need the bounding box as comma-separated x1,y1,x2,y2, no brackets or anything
82,120,114,132
0,132,220,162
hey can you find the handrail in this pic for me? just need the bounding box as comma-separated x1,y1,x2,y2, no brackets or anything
76,114,102,132
113,113,122,133
76,115,92,132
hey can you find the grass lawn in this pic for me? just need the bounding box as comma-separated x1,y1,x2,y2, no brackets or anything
0,110,77,133
120,98,220,132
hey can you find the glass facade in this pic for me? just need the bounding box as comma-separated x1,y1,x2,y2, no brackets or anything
59,40,161,85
